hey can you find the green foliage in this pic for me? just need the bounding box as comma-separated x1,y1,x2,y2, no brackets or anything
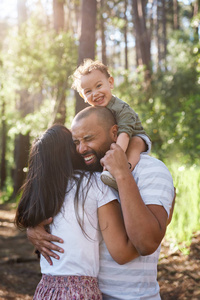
166,163,200,248
0,177,14,204
0,16,78,192
4,17,77,94
114,31,200,165
150,32,200,164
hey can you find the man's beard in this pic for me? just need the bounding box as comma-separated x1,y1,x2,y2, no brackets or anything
84,150,104,172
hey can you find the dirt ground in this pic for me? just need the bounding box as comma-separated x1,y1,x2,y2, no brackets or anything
0,203,199,300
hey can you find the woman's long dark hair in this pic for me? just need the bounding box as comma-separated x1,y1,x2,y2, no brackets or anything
15,124,88,230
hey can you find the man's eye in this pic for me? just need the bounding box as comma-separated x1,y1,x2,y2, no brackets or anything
73,141,79,145
85,137,92,141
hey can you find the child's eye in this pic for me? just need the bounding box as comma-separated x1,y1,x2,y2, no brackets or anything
97,84,102,88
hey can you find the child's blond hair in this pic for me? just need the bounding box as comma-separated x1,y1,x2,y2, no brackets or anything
71,59,112,93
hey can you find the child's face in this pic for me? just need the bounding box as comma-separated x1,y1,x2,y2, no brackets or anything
80,69,114,107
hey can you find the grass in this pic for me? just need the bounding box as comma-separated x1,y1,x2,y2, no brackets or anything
165,163,200,251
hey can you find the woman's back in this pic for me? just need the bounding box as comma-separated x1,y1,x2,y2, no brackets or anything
40,172,116,277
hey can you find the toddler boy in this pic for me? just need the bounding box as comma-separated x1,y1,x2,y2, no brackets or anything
72,59,151,190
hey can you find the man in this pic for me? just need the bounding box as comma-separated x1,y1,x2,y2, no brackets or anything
27,106,175,300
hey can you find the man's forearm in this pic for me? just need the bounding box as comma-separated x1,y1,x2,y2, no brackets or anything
115,171,167,256
100,143,169,255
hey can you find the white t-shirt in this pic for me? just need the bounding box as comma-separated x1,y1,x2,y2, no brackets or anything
40,172,117,277
98,154,174,300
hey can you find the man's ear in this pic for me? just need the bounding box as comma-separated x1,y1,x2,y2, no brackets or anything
110,124,118,142
108,76,114,89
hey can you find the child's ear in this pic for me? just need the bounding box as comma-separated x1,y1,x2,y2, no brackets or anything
108,76,114,89
79,92,87,103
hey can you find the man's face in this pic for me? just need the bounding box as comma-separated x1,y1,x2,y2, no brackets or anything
71,113,115,171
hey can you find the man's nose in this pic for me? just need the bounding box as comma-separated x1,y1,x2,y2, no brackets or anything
77,141,88,154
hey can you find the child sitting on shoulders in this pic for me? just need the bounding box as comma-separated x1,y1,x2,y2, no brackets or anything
72,59,151,190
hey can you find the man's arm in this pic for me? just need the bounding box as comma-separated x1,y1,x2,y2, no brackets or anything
27,218,64,265
100,143,174,256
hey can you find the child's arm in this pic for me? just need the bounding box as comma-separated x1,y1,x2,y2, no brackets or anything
117,134,147,171
116,132,130,152
126,136,147,171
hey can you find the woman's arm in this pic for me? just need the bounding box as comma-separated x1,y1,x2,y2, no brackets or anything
98,200,139,265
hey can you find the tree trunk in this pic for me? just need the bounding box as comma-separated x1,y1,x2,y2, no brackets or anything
192,0,199,36
131,0,151,78
173,0,179,30
51,83,68,125
193,0,199,16
12,90,31,199
124,0,128,69
12,1,30,199
53,0,65,32
100,0,107,65
17,0,27,26
162,0,167,70
0,97,6,189
75,0,97,114
12,133,30,197
52,0,66,125
156,1,161,71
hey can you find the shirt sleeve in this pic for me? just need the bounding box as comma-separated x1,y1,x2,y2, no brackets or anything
136,134,152,154
107,96,149,140
134,156,174,217
93,173,118,208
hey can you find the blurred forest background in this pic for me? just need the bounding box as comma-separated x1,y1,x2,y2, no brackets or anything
0,0,200,250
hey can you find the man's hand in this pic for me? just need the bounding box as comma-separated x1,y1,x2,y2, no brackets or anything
100,143,130,179
27,218,64,265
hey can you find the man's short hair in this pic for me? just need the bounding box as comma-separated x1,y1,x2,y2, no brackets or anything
72,107,116,132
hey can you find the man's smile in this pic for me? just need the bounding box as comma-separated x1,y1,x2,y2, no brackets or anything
82,154,96,165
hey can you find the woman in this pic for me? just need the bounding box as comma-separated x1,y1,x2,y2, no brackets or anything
15,124,138,299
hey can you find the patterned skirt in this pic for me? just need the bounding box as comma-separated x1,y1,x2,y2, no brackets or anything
33,274,102,300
